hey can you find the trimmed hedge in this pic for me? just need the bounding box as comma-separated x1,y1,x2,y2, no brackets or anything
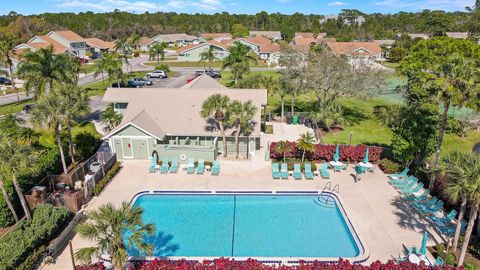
270,142,382,163
378,158,403,174
0,204,72,270
127,258,460,270
76,263,106,270
93,162,121,196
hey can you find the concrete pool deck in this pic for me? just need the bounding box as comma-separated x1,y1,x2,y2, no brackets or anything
43,157,447,269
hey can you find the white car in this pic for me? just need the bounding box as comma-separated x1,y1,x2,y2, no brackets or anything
146,70,167,79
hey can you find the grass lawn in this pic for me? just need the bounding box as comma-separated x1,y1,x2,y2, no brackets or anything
81,71,147,97
38,121,101,148
144,60,269,68
380,61,400,70
219,70,281,86
79,63,97,75
0,99,31,115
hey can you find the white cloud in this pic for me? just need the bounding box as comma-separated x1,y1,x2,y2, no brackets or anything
327,1,347,6
57,0,165,12
372,0,472,12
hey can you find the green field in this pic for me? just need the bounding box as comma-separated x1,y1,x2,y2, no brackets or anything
219,70,281,86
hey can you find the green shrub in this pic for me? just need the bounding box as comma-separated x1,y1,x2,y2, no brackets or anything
74,132,101,159
446,118,464,135
378,158,403,174
16,245,47,270
155,64,170,72
445,252,456,266
0,204,72,270
93,162,121,196
464,261,477,270
133,50,140,57
265,124,273,134
0,197,15,228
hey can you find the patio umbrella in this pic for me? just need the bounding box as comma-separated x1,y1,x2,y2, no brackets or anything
333,145,340,162
363,147,369,164
420,231,428,255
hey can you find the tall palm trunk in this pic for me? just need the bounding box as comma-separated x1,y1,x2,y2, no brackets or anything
302,150,306,162
234,125,241,159
453,196,467,252
429,100,450,190
12,174,30,220
55,127,68,174
280,96,285,122
458,202,479,265
291,93,296,117
67,124,75,163
7,60,19,102
219,123,227,157
0,179,19,222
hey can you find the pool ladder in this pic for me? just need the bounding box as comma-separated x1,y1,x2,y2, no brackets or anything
316,182,339,208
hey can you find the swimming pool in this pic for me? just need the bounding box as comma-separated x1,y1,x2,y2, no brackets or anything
128,191,366,263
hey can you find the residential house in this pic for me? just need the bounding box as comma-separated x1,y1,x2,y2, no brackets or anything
249,31,282,41
393,33,429,40
320,14,365,25
176,41,230,62
85,37,115,53
373,40,395,58
199,33,232,43
16,30,89,58
326,42,383,61
234,36,281,65
152,33,199,47
102,74,267,160
138,37,156,51
446,32,469,39
291,37,336,53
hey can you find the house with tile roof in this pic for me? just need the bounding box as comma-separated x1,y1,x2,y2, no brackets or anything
176,41,230,62
233,36,281,65
152,33,200,47
85,37,115,53
249,31,282,41
199,33,232,43
16,30,89,58
102,74,267,160
137,37,157,51
326,42,383,60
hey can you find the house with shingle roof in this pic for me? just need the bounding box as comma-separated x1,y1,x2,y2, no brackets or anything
152,33,200,47
85,37,115,53
249,31,282,41
326,42,383,60
176,41,230,62
102,74,267,160
232,36,281,65
137,37,157,51
16,30,89,58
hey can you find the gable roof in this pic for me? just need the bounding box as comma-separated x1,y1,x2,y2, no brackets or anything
326,42,382,56
138,37,154,46
50,30,85,42
176,41,229,54
19,35,70,54
200,33,232,40
154,33,198,42
107,110,166,140
249,31,282,39
294,32,315,39
86,37,115,50
181,74,228,90
102,87,267,138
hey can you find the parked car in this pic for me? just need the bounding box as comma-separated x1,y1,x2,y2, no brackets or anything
195,69,221,78
23,104,35,113
78,57,89,64
0,77,12,85
146,70,167,79
132,78,153,86
111,81,127,88
186,78,195,84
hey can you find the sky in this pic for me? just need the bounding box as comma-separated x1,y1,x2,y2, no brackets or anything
0,0,475,15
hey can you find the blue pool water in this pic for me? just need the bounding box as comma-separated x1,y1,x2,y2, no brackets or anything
128,194,361,258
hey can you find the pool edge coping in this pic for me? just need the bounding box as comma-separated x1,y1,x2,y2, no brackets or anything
127,189,371,265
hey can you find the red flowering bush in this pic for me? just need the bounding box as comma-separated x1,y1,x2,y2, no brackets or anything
270,143,382,163
128,258,460,270
75,262,106,270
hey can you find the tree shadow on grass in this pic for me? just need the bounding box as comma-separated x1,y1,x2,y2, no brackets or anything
390,195,446,245
341,105,370,125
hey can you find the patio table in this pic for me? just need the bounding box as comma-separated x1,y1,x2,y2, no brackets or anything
358,162,373,168
329,161,343,167
408,254,431,266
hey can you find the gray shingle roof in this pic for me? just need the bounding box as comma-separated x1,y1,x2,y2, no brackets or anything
181,74,228,90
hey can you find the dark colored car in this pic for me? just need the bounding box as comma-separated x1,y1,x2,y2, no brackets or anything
195,69,221,78
132,78,153,86
112,80,146,88
0,77,12,85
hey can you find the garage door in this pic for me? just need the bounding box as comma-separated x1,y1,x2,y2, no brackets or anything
132,139,149,159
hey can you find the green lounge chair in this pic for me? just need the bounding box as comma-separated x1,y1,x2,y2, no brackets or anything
387,167,409,179
320,163,330,179
169,158,178,173
399,182,423,194
148,157,157,173
197,159,205,174
211,160,220,175
293,164,302,180
187,158,195,174
160,158,169,174
272,163,280,179
280,163,289,179
304,163,314,180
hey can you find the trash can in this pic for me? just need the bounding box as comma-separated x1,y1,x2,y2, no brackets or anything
286,115,292,124
292,115,298,125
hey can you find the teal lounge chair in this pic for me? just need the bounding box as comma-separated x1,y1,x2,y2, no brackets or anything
334,165,342,172
395,177,417,189
197,159,205,174
304,163,314,180
211,160,220,175
438,220,467,236
320,163,330,179
434,257,444,266
160,158,169,174
148,157,157,173
400,182,424,194
293,164,302,180
413,197,437,211
387,167,409,179
406,189,430,202
341,163,348,170
187,158,195,174
421,200,444,215
429,209,457,224
272,163,280,179
169,158,178,173
280,163,289,179
389,175,415,185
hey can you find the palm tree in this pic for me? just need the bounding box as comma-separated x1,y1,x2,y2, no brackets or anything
75,202,155,270
200,94,230,157
17,45,79,98
229,100,257,159
100,104,122,132
103,53,124,88
114,38,131,73
263,76,290,122
0,38,20,101
30,92,69,174
297,132,316,162
0,139,36,220
199,47,219,69
0,114,39,145
58,84,90,163
148,43,166,64
93,56,108,85
275,140,293,163
455,153,480,265
128,34,141,51
443,152,471,252
0,167,19,223
222,43,257,85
